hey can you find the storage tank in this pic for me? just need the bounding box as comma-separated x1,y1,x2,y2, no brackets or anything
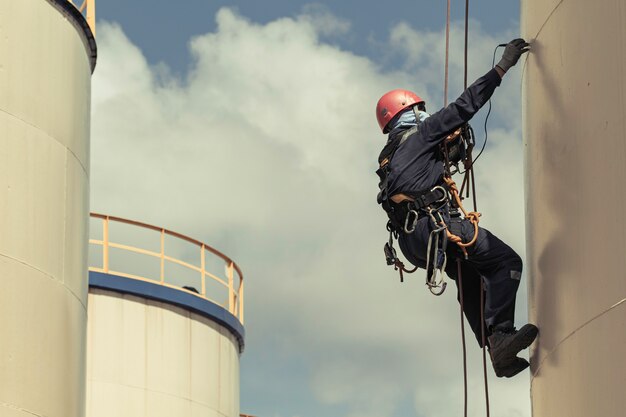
86,214,245,417
0,1,96,417
521,1,626,416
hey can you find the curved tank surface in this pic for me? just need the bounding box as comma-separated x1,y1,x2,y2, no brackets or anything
522,1,626,416
0,1,95,417
86,214,245,417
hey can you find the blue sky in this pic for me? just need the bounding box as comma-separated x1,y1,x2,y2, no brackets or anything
90,2,529,417
97,1,519,75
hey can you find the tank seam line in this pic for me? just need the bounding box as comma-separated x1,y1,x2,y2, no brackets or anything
67,280,88,310
0,253,87,310
86,378,221,407
521,0,565,78
0,401,43,416
62,151,68,303
532,297,626,377
533,0,565,41
0,108,89,175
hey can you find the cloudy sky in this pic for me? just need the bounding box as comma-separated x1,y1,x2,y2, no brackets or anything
90,2,529,417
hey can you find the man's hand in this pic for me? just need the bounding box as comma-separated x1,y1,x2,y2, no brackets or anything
496,38,530,73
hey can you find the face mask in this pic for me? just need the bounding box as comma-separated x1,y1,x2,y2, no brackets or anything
391,109,430,131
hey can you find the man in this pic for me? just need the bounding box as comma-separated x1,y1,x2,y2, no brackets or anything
375,39,537,378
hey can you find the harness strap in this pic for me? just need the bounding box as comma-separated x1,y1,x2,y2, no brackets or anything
441,176,481,258
401,125,418,145
390,185,447,207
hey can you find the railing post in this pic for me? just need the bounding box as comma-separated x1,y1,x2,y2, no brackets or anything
239,279,244,324
103,217,109,273
72,1,96,36
160,229,165,284
227,262,234,314
87,0,96,36
201,245,206,296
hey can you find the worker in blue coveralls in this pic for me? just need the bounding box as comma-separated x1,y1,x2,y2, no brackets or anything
375,39,537,378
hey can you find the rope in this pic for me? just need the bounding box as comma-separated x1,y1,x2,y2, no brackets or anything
444,0,451,106
459,3,491,412
457,259,468,417
442,176,480,256
393,259,418,282
480,279,491,417
464,0,469,89
439,2,492,417
457,0,479,213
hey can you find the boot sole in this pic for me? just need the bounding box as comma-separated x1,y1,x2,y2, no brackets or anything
494,357,530,378
491,325,538,368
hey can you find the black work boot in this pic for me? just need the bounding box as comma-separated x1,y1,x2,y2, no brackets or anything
492,356,529,378
488,324,538,378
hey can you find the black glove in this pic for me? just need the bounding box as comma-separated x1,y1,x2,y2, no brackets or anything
496,38,530,72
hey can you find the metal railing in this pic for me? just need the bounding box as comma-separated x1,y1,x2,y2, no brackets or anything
88,213,244,324
68,0,96,35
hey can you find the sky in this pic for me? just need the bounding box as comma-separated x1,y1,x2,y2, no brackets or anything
89,2,530,417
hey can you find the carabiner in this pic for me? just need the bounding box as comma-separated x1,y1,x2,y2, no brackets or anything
403,209,419,234
428,281,447,296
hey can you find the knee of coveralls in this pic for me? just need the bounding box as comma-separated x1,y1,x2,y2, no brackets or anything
467,225,523,332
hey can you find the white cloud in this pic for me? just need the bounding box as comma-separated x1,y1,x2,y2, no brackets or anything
91,8,529,417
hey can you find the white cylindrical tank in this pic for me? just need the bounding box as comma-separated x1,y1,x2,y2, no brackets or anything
0,1,95,417
86,215,245,417
522,1,626,416
86,288,242,417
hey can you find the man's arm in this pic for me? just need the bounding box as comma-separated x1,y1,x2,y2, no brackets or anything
420,68,503,143
421,38,529,143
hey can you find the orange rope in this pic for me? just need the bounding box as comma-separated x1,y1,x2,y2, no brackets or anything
438,176,481,257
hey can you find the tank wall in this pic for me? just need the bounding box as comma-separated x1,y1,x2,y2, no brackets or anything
521,1,626,416
0,1,92,417
86,289,241,417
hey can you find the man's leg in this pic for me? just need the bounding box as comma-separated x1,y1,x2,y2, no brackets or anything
463,223,522,331
456,219,537,377
444,259,487,347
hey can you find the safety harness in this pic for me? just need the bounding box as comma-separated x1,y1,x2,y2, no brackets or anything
376,112,480,295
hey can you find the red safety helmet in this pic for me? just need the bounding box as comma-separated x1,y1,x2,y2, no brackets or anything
376,89,425,133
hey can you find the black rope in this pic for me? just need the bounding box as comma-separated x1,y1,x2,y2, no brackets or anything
457,259,468,417
470,44,504,166
480,279,491,417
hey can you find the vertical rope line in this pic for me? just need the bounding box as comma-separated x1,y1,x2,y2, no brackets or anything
463,0,479,213
470,163,478,212
457,259,468,417
480,279,491,417
444,0,451,106
463,0,469,89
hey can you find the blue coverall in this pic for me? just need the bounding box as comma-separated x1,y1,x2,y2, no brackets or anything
382,68,523,346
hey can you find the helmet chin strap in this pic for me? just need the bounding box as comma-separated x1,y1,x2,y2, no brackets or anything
412,106,430,124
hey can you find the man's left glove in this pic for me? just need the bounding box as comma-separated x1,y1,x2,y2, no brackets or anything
496,38,530,72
